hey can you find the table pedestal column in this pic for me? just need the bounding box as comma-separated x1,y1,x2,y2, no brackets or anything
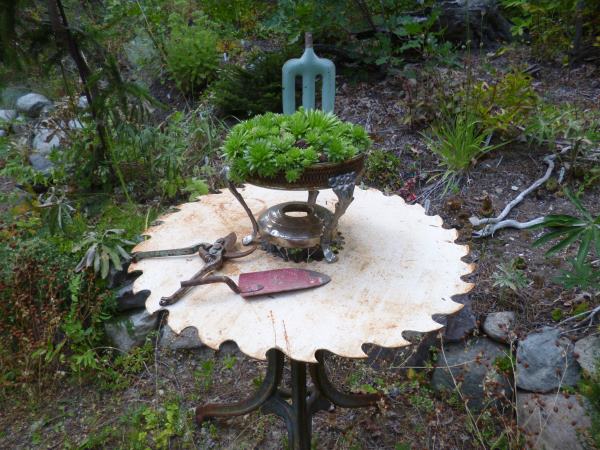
196,349,381,450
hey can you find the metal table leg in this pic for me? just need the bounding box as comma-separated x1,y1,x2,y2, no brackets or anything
196,349,381,450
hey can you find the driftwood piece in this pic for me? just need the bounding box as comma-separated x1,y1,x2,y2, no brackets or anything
470,154,557,238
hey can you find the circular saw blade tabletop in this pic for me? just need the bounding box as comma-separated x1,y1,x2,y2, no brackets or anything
130,186,474,363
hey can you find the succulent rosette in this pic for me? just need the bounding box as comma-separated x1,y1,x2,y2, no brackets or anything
223,108,371,182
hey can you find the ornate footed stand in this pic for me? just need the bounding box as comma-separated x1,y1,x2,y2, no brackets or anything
196,349,380,449
228,163,362,263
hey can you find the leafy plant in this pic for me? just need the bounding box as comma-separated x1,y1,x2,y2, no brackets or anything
164,12,220,94
364,149,403,190
36,186,75,235
501,0,600,61
223,108,371,182
0,236,112,389
466,71,538,135
208,48,299,119
492,262,529,292
422,114,500,173
183,177,210,201
74,229,136,279
531,190,599,264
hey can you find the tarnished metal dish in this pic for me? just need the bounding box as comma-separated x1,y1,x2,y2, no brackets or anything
246,153,366,190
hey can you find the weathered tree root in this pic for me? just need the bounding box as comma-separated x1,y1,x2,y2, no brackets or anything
560,305,600,330
470,154,557,238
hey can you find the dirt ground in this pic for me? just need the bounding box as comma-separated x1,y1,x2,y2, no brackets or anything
0,47,598,449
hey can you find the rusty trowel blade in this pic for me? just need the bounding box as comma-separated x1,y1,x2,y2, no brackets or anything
238,268,330,298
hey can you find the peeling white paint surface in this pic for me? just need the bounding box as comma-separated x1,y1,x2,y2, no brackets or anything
131,186,474,363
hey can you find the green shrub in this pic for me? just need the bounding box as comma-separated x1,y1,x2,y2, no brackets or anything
465,71,538,135
223,108,371,182
0,236,112,389
501,0,600,60
364,149,402,190
422,114,500,173
209,48,299,118
165,12,220,94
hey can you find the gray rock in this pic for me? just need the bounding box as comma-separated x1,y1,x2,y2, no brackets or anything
123,34,159,88
32,127,62,154
0,109,17,121
574,335,600,377
1,86,29,108
0,130,5,138
115,281,150,312
67,119,83,129
516,327,580,393
483,311,516,343
517,393,593,449
438,303,477,342
29,152,54,173
104,308,159,352
432,337,512,411
77,95,89,109
159,324,204,350
16,93,52,118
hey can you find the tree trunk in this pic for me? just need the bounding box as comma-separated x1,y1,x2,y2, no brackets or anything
46,0,110,170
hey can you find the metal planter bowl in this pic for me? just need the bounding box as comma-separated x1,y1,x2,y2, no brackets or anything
246,153,366,191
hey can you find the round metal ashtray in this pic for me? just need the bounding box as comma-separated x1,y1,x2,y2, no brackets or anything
257,202,334,249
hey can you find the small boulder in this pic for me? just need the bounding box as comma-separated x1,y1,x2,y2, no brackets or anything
483,311,516,343
0,109,17,121
0,130,5,138
574,335,600,377
28,152,54,173
16,93,52,118
516,327,580,393
517,393,593,449
32,127,62,154
432,337,512,411
159,324,204,350
104,308,159,352
77,95,89,109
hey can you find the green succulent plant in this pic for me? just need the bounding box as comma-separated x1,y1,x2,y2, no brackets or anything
223,108,371,182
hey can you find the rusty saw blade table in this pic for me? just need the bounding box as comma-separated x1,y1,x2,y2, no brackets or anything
130,186,474,449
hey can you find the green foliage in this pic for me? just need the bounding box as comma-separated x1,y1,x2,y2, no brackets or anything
422,114,500,173
264,0,350,44
465,71,538,135
525,103,600,152
554,258,600,291
36,186,75,235
364,149,403,190
501,0,600,60
194,360,215,391
494,354,516,373
183,177,209,201
531,190,600,290
532,190,599,264
73,229,136,279
223,108,371,182
201,0,268,32
360,8,453,67
0,236,112,390
492,261,529,292
50,110,224,201
209,48,299,118
78,399,188,449
580,356,600,448
165,12,220,94
551,308,564,321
